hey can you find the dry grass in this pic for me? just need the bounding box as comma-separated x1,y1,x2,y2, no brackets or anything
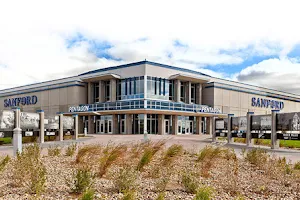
75,144,102,164
48,145,62,156
162,144,183,166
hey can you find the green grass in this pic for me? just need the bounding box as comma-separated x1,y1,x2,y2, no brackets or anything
234,138,300,149
0,138,12,144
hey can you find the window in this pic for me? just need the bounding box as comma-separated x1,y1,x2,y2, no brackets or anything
191,83,196,104
94,82,100,102
104,80,110,101
117,80,121,100
169,80,174,101
180,81,186,102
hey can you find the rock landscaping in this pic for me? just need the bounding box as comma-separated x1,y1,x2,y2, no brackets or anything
0,141,299,200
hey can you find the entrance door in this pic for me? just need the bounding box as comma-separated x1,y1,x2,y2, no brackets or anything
120,119,126,134
164,119,170,134
100,120,105,134
96,120,101,134
107,120,113,134
178,120,182,135
189,121,193,134
201,121,205,134
84,120,88,133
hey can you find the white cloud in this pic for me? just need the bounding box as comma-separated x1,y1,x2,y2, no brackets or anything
1,0,300,93
234,57,300,94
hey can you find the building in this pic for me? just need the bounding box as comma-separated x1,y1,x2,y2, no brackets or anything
1,60,300,135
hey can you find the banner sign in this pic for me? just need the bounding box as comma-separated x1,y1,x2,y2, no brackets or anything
277,112,300,140
4,95,38,107
0,110,15,130
63,116,74,130
251,115,271,139
20,112,39,129
231,117,247,138
251,97,284,110
69,105,89,113
45,115,59,130
215,118,228,137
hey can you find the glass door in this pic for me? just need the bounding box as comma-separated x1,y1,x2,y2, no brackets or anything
107,120,113,134
164,119,170,134
178,120,182,135
189,121,193,134
120,119,126,134
100,120,105,134
96,120,101,134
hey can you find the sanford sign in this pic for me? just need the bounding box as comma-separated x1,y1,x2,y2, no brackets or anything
4,95,38,107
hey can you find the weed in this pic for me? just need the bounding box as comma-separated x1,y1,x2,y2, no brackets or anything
197,146,222,162
0,155,10,172
76,145,102,164
98,144,127,177
162,144,183,165
65,143,77,157
69,168,95,194
294,161,300,170
137,141,165,171
244,148,269,168
156,192,165,200
122,190,135,200
79,189,95,200
114,166,138,193
181,171,199,194
48,145,62,156
12,143,46,194
193,186,214,200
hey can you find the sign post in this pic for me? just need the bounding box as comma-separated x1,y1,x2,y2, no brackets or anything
271,110,280,149
73,114,78,140
58,113,64,141
37,110,44,143
246,112,254,147
13,108,22,156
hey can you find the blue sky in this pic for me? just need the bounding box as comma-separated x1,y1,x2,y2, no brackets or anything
1,0,300,94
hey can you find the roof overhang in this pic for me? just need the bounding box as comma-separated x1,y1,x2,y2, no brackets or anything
81,73,121,82
169,73,210,83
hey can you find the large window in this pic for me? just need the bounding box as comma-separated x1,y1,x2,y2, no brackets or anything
117,76,144,100
191,83,196,104
94,82,100,102
147,76,169,100
104,80,110,102
180,81,186,102
169,80,174,101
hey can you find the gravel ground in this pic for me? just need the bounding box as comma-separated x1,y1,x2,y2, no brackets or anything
0,141,299,200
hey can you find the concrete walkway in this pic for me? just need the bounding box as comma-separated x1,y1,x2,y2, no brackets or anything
1,134,300,163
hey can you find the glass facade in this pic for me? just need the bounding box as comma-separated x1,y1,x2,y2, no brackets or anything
117,76,144,100
104,80,110,102
147,76,169,100
94,82,100,102
191,83,196,104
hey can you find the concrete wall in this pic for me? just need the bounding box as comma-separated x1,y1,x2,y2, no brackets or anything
0,85,87,116
210,86,300,116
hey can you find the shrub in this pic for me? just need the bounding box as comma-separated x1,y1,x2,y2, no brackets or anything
0,155,10,172
197,146,222,162
193,186,214,200
12,143,46,194
69,168,95,194
294,161,300,170
181,171,199,194
79,189,95,200
98,144,127,177
122,190,136,200
76,145,102,164
137,141,165,171
162,144,183,165
114,166,138,193
156,192,165,200
48,145,62,156
244,148,269,168
65,143,77,157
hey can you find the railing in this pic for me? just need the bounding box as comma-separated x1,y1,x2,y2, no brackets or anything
71,100,221,114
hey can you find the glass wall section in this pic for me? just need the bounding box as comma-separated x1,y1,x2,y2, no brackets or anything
94,82,100,102
191,83,196,104
104,81,110,102
147,76,169,100
147,114,158,134
169,80,174,101
133,114,145,134
117,76,144,100
180,81,186,102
